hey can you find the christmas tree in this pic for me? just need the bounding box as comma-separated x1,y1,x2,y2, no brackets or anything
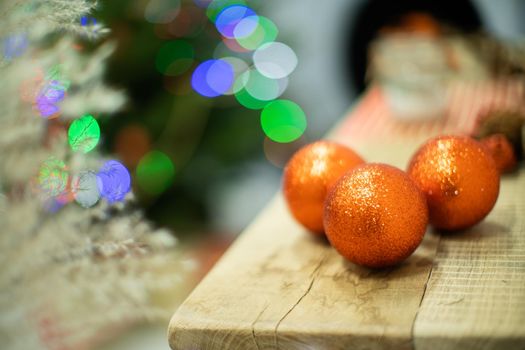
0,1,191,349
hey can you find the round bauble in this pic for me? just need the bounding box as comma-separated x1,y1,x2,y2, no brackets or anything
408,135,500,230
283,140,364,233
324,163,428,268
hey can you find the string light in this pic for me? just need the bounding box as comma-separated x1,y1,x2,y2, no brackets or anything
260,100,307,143
68,114,101,153
72,171,100,208
253,42,298,79
136,151,175,195
38,158,69,198
97,160,131,203
191,59,234,97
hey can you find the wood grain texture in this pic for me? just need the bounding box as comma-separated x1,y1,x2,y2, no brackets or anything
169,83,525,350
413,170,525,350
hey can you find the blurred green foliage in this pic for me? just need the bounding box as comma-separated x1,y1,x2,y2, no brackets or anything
97,0,266,235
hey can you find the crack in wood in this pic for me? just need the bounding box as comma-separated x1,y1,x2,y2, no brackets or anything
437,297,465,306
251,303,269,350
411,235,441,350
273,254,327,349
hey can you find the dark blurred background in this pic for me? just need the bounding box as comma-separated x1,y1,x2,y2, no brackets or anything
94,0,525,244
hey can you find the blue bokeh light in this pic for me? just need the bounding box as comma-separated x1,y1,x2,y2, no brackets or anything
191,59,234,97
214,5,257,39
3,33,28,60
97,160,131,203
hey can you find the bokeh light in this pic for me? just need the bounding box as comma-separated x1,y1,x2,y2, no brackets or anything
72,171,100,208
68,114,100,153
213,41,251,59
191,59,234,97
165,6,207,38
241,68,288,101
144,0,181,24
234,85,270,109
205,0,247,22
80,16,97,26
221,37,251,53
36,80,66,118
254,42,298,79
3,33,28,60
235,16,278,51
155,40,194,76
38,158,69,197
97,160,131,203
219,57,248,95
136,151,175,195
114,124,151,167
260,100,307,143
214,5,257,38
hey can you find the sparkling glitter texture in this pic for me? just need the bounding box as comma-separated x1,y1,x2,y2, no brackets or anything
283,141,365,234
408,135,500,230
324,163,428,268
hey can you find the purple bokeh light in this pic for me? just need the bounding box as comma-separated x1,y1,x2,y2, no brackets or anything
191,59,234,98
36,80,66,118
96,160,131,203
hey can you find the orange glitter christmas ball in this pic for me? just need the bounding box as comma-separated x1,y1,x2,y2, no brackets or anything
324,163,428,268
408,135,500,231
480,134,518,174
283,141,365,233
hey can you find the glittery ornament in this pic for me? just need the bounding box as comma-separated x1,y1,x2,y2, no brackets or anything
480,134,517,174
408,135,500,231
283,141,365,233
324,163,428,268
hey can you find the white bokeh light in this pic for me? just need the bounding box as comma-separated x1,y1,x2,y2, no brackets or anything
72,171,100,208
253,42,298,79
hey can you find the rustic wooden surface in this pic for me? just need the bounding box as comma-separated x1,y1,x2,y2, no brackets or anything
169,83,525,350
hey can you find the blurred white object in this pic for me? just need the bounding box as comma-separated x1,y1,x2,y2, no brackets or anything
370,35,451,121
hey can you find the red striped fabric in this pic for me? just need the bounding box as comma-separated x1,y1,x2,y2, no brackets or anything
336,79,525,141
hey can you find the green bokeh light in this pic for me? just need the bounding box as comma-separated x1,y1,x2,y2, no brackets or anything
260,100,307,143
234,86,270,110
243,69,283,101
68,114,100,153
136,151,175,195
155,40,194,76
236,16,278,51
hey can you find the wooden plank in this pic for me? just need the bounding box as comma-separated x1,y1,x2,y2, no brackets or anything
169,82,525,349
413,170,525,350
168,137,439,350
